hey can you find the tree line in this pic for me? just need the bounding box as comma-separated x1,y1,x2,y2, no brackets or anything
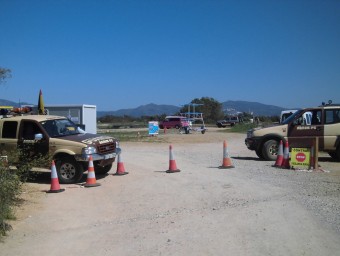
98,97,279,124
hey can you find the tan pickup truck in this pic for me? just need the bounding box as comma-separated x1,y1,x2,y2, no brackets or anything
0,115,121,183
245,103,340,161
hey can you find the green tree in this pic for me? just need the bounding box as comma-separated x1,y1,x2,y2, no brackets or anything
0,67,11,84
180,97,224,122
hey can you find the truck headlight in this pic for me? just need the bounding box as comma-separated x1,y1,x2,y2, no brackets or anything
82,146,97,155
247,130,254,138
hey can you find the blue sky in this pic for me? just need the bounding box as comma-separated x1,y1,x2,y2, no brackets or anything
1,0,339,111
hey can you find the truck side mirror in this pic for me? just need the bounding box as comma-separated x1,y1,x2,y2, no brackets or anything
34,133,43,141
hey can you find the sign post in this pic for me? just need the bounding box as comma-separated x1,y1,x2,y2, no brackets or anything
148,121,159,136
290,148,310,169
289,137,319,170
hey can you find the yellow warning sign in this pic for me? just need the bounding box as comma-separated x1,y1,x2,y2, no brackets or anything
290,148,310,168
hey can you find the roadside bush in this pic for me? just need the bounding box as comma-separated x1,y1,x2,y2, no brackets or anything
0,151,51,237
0,159,21,236
229,123,257,133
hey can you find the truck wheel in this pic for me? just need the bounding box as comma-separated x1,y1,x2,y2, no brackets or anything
55,157,84,184
255,149,264,159
329,147,340,161
95,163,113,175
262,140,279,161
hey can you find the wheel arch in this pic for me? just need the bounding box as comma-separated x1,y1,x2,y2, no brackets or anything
53,151,75,162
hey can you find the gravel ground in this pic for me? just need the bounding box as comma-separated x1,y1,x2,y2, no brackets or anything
1,128,340,256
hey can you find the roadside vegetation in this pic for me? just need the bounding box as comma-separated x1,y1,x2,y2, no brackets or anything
0,151,51,238
0,159,21,236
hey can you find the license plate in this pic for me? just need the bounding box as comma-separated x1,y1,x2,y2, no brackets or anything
104,153,115,159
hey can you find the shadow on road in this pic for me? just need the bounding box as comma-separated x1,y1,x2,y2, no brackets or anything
26,170,110,185
232,156,264,161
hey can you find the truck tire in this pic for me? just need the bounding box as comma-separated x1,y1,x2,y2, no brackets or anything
255,149,264,159
94,163,113,175
328,147,340,162
262,140,279,161
55,156,84,184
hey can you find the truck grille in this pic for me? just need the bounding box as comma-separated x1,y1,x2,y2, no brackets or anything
97,142,116,154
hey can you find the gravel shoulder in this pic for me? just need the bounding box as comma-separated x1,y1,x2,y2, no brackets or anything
1,128,340,256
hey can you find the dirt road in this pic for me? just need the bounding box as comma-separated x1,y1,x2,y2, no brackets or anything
1,129,340,255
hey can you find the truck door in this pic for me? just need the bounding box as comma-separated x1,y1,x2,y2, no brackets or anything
288,109,324,149
18,120,49,160
0,120,18,156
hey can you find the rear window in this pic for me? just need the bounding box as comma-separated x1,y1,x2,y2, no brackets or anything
2,121,18,138
325,109,340,124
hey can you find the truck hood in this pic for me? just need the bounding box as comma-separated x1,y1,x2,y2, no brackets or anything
57,133,117,146
253,124,288,137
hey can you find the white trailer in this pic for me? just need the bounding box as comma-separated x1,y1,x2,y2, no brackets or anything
42,104,97,134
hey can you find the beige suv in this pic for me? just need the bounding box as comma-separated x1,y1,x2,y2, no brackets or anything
245,103,340,161
0,115,121,183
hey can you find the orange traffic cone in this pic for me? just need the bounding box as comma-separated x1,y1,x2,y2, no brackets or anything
219,140,235,169
273,140,284,167
113,154,129,176
281,141,290,169
84,156,101,187
166,144,180,173
47,160,65,193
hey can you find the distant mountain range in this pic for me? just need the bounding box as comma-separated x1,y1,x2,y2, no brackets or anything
98,101,285,117
97,103,181,117
221,101,285,116
1,99,285,117
0,99,31,107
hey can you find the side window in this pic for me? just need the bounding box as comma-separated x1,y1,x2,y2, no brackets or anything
2,121,18,138
311,110,322,125
325,109,340,124
22,122,41,140
169,118,179,122
293,113,304,125
306,114,311,125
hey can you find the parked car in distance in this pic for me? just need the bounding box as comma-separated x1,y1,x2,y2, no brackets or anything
159,116,189,129
216,116,239,127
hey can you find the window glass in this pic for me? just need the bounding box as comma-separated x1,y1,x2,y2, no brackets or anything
311,110,322,125
22,122,41,140
41,118,80,137
325,109,340,124
2,121,18,138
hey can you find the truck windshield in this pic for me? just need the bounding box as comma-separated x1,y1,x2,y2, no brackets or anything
40,119,84,138
282,110,303,124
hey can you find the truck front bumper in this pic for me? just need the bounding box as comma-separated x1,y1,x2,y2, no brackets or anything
75,147,122,162
245,138,258,151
